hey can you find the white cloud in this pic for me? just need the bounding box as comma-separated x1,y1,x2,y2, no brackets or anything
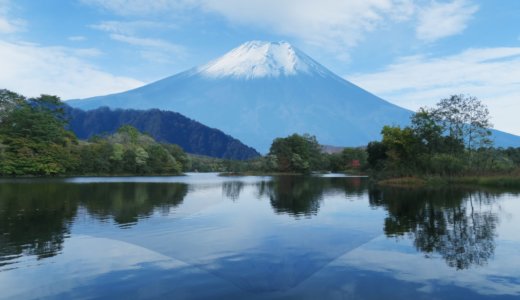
0,40,144,99
348,47,520,135
198,0,417,56
82,1,480,57
82,0,419,57
416,0,478,42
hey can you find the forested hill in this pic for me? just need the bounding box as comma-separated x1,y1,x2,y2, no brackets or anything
66,106,260,160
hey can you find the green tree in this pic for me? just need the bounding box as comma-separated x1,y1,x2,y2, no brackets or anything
433,95,492,151
366,141,388,170
0,94,71,145
380,125,422,173
269,134,322,173
163,143,190,171
134,146,149,171
411,107,444,153
0,89,26,122
367,95,493,175
0,93,78,175
146,144,181,174
341,147,367,170
122,149,137,173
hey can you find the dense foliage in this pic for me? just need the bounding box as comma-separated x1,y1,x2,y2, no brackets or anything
0,90,78,175
67,106,260,160
268,134,322,173
0,90,188,176
367,95,520,176
74,126,188,175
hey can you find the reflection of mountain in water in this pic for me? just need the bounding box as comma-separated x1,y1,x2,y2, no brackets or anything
0,182,187,266
257,176,368,217
369,187,499,270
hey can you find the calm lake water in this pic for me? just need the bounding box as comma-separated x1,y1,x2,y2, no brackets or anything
1,173,519,299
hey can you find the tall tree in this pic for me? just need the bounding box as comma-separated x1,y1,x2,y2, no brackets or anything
433,95,492,151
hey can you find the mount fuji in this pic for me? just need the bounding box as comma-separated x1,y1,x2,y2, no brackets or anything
68,41,520,153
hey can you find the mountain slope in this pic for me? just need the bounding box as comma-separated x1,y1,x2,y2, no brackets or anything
66,107,260,160
68,41,520,152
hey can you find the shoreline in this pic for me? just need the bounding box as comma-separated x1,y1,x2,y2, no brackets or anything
377,175,520,189
0,173,187,179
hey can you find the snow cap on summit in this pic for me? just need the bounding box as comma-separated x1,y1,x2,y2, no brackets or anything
197,41,328,79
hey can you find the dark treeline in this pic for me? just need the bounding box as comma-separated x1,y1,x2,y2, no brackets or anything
67,106,260,160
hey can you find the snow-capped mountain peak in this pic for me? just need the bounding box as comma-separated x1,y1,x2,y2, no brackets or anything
70,40,520,152
197,41,328,79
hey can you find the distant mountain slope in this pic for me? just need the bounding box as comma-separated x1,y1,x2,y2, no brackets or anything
68,41,520,151
66,107,260,160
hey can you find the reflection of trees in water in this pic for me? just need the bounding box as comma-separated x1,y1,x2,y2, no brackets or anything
369,187,499,270
263,176,323,217
222,181,245,201
80,183,188,226
0,184,78,265
257,176,368,218
0,182,188,265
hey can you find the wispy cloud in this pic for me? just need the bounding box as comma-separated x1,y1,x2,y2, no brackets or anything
0,40,144,99
348,47,520,135
416,0,479,42
0,16,18,33
109,33,183,53
109,33,186,63
0,0,25,33
81,1,481,60
196,0,416,54
81,1,480,60
90,20,184,63
81,0,420,59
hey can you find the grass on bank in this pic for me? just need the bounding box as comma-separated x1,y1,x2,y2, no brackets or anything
378,173,520,189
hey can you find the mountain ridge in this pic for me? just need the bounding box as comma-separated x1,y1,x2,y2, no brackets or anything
68,41,520,152
66,106,260,160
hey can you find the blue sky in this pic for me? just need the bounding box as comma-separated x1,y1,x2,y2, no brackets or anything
1,0,519,135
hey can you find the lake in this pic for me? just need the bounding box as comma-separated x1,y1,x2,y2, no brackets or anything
1,173,519,299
